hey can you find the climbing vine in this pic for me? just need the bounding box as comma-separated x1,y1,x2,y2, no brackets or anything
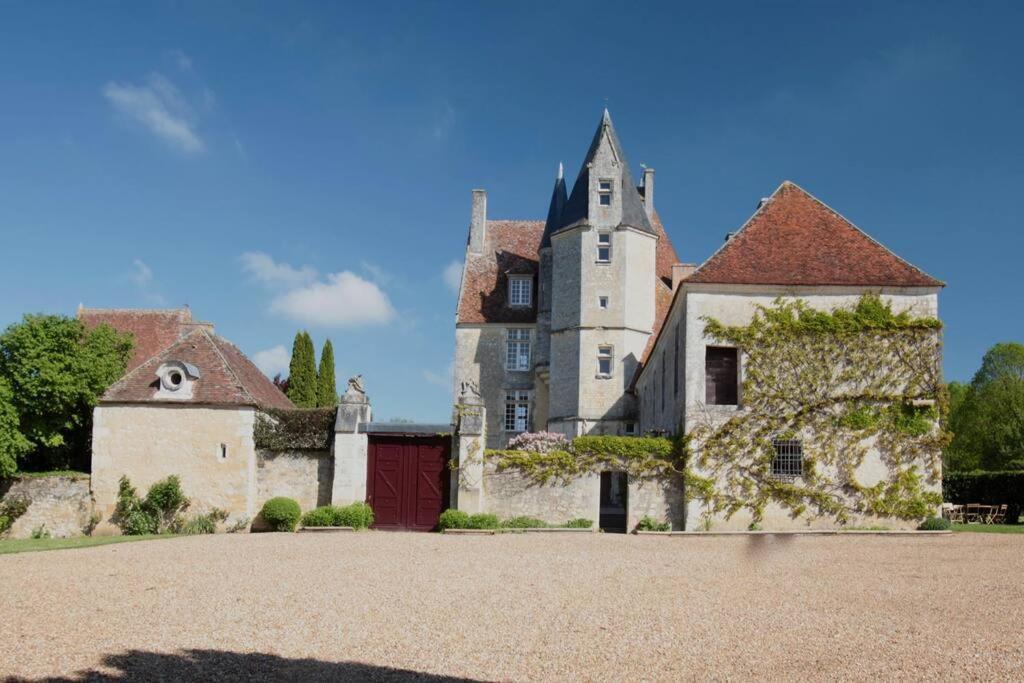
692,294,947,523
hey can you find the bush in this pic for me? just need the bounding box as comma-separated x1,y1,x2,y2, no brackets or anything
301,506,337,527
506,431,570,454
333,501,374,529
918,516,951,531
113,475,190,535
943,471,1024,524
439,509,470,530
120,508,158,536
144,475,189,530
254,408,336,450
261,497,301,532
466,513,500,530
501,516,549,529
637,516,670,532
565,518,593,529
174,508,229,535
0,497,29,536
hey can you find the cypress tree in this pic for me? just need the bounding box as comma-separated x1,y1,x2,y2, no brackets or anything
286,331,317,408
317,339,338,407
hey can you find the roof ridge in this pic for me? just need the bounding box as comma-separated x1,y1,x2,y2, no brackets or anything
205,331,258,406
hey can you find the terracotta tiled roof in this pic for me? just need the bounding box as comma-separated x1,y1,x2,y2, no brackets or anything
101,328,294,409
686,181,943,287
457,212,680,325
79,307,195,372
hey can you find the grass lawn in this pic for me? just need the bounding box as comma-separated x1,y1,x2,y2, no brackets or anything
952,523,1024,534
0,534,179,555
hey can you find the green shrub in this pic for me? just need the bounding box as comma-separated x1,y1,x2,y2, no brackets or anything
918,516,951,531
144,475,189,529
120,508,158,536
333,502,374,529
261,497,301,532
565,518,593,529
31,524,50,539
114,475,191,535
636,516,670,532
439,509,470,530
174,508,229,535
0,497,29,536
301,506,338,527
466,513,500,530
501,516,549,529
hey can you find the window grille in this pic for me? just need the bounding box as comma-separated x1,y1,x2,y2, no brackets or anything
771,439,803,478
508,276,532,307
504,391,529,432
506,329,531,371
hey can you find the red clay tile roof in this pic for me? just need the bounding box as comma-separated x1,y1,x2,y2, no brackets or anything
686,181,943,287
101,328,294,409
79,307,195,372
457,212,680,325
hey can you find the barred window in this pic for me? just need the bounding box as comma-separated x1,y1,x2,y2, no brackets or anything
771,439,803,478
504,391,530,433
506,329,531,371
508,276,532,307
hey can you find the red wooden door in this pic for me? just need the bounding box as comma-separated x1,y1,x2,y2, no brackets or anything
367,436,450,531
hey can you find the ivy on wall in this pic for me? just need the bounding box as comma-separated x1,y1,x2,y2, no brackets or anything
691,294,947,524
254,408,336,451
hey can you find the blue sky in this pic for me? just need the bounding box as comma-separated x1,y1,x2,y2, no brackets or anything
1,1,1021,421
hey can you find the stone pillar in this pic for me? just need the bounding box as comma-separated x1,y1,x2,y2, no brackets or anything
331,376,372,506
451,382,486,514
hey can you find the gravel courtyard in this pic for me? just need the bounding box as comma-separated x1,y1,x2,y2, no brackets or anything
1,532,1022,681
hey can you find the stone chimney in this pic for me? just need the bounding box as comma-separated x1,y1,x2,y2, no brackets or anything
671,263,696,292
469,189,487,254
642,167,655,218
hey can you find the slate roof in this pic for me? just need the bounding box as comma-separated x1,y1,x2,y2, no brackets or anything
557,109,656,236
686,181,943,287
79,307,196,372
101,327,294,409
539,165,568,249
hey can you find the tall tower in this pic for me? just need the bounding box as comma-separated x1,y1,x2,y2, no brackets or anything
546,110,658,437
533,163,567,428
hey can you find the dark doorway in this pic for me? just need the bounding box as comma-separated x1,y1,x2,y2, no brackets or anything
367,435,450,531
599,471,628,533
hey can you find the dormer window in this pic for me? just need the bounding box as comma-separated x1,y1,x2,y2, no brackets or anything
599,180,613,206
597,233,612,263
154,361,200,400
508,276,532,307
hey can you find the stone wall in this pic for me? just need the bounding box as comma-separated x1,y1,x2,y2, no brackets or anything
1,475,93,539
255,449,332,513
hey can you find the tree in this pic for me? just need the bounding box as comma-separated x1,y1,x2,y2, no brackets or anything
317,339,338,408
945,342,1024,471
0,376,30,478
286,331,317,408
0,315,132,471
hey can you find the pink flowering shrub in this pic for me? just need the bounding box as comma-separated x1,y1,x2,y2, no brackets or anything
506,431,570,454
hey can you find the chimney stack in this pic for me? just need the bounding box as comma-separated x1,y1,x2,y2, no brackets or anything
469,189,487,254
642,167,655,218
671,263,696,292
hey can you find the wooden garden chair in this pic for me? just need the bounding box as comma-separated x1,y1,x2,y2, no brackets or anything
964,503,980,523
990,504,1008,524
947,505,964,523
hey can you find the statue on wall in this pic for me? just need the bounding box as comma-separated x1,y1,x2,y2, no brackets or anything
347,375,366,396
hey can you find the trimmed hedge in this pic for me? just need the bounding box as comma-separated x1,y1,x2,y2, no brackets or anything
261,497,301,532
918,516,951,531
944,471,1024,523
254,408,335,450
439,509,470,530
300,502,375,529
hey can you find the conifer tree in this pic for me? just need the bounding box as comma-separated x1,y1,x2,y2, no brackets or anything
317,339,338,407
286,331,317,408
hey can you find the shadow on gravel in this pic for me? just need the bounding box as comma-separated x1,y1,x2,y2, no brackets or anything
14,648,487,682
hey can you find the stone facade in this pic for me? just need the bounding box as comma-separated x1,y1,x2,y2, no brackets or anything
255,449,333,513
0,475,93,539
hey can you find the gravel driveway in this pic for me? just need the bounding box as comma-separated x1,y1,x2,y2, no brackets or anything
1,532,1022,681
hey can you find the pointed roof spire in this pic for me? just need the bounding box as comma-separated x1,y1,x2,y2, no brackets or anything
540,163,568,248
556,109,654,235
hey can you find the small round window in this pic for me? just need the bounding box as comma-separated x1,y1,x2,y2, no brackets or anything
168,371,183,387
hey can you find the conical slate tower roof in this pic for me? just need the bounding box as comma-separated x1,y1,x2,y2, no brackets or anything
558,109,655,235
540,163,568,248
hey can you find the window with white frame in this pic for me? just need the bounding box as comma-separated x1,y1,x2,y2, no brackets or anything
597,232,612,263
771,439,803,478
506,328,531,371
598,295,609,310
504,390,530,433
598,180,613,206
508,276,532,307
597,345,613,377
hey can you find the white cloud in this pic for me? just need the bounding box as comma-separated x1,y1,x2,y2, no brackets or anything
361,261,394,287
130,259,153,287
252,345,290,378
269,271,395,327
240,252,318,288
103,72,204,154
423,361,454,394
443,260,463,293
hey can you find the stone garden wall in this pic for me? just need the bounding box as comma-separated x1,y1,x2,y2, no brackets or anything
255,449,333,513
0,475,94,539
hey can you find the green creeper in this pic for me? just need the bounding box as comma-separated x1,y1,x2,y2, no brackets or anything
317,339,338,408
286,331,318,408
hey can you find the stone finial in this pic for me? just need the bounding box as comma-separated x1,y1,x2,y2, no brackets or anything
458,380,482,404
336,374,371,432
347,374,365,396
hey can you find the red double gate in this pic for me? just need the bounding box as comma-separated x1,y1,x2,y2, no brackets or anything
366,435,450,531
